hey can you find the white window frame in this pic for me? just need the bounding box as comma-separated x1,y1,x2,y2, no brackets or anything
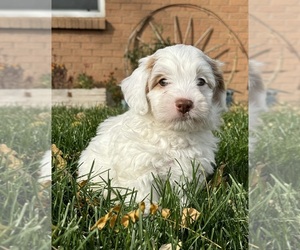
0,0,105,18
52,0,105,18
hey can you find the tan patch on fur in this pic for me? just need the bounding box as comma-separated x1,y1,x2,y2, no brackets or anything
146,56,156,71
145,57,156,93
205,57,225,105
149,75,166,91
152,83,164,90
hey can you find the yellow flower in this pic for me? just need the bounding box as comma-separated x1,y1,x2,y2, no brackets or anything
139,201,145,213
75,112,86,120
121,214,130,228
181,208,200,226
0,144,23,169
109,214,118,228
38,112,51,120
110,204,121,213
30,121,46,128
71,121,81,127
90,212,112,231
150,203,159,215
127,210,138,223
51,144,67,169
161,208,171,219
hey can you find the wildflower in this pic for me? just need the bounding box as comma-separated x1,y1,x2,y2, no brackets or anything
0,144,23,169
38,112,51,120
159,241,182,250
51,144,67,169
71,121,81,127
75,112,86,120
150,203,159,215
161,208,171,218
30,121,46,128
90,212,112,231
121,214,130,228
181,208,200,226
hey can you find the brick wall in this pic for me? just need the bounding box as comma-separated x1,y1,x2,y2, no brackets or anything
0,1,248,101
0,2,297,104
0,28,51,88
250,0,300,103
52,0,248,102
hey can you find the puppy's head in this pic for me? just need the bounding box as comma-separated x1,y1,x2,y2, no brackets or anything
121,44,226,130
248,60,267,111
248,60,267,134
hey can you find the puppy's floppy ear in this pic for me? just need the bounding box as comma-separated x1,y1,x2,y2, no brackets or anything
205,57,226,110
121,56,154,115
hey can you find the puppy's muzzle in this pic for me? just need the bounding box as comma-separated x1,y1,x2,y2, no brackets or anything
175,98,194,114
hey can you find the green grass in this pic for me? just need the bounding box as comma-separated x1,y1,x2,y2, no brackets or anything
249,106,300,249
51,105,248,249
0,107,51,249
2,104,299,249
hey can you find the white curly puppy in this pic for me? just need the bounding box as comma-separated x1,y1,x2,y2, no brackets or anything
78,44,226,202
249,60,268,153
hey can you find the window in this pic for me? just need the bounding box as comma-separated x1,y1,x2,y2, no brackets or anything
52,0,106,29
0,0,105,18
0,0,106,29
52,0,106,18
0,0,50,10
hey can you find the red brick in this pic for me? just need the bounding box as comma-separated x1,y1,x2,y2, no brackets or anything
61,42,81,49
229,0,248,5
92,50,113,57
52,42,61,49
64,56,80,63
1,0,253,102
53,49,72,56
81,56,102,63
121,3,142,11
220,6,241,13
73,49,92,56
70,35,91,43
107,3,121,10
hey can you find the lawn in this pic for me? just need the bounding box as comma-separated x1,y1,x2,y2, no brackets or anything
51,105,248,249
1,104,299,249
0,107,51,249
249,106,300,249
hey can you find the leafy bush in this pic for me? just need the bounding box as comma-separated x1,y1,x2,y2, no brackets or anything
75,73,95,89
100,72,123,107
0,63,24,88
125,38,173,71
51,62,70,89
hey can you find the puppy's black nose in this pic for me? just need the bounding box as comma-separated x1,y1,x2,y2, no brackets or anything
175,99,194,114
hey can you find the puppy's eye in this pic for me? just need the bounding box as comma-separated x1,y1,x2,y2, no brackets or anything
158,78,168,87
197,77,207,87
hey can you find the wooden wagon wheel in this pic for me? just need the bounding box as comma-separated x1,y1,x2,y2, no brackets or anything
249,14,300,106
125,4,248,89
250,14,300,87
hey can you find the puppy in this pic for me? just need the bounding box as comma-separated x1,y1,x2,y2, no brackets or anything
39,150,51,183
249,60,267,154
78,44,226,203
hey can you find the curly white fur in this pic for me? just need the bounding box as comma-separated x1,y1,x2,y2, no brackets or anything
78,44,226,202
39,150,51,182
249,60,268,153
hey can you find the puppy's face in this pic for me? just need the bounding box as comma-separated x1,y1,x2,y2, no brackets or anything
122,45,225,131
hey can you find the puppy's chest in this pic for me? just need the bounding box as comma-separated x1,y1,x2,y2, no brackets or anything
141,130,203,157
